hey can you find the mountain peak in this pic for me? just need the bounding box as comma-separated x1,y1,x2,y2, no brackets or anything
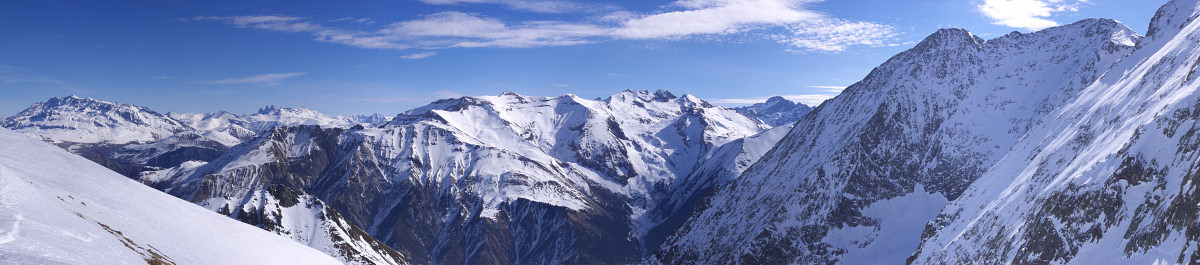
257,105,282,115
913,28,983,51
734,96,809,127
43,95,107,107
654,89,677,101
1146,0,1200,40
609,89,678,103
764,96,789,104
4,96,187,144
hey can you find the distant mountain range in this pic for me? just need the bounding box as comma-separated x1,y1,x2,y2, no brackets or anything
1,91,805,264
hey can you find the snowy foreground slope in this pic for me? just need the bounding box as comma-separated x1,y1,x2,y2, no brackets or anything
142,90,790,264
1,98,405,265
0,128,341,264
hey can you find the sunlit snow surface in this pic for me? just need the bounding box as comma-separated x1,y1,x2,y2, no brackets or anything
0,128,340,264
653,12,1147,265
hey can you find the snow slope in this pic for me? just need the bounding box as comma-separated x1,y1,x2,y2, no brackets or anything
652,17,1140,264
2,97,405,264
0,128,341,264
910,0,1200,263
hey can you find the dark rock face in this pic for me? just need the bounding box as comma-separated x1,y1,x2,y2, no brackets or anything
163,126,408,265
143,147,224,168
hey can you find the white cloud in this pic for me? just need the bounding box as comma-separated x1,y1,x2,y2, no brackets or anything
417,0,585,13
386,11,607,48
331,17,375,24
400,52,438,59
433,90,466,98
612,0,896,52
196,0,896,52
978,0,1085,31
613,0,821,39
806,85,845,93
777,20,896,52
194,16,408,50
209,72,306,85
783,93,839,106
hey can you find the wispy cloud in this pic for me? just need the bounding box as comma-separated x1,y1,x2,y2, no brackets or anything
193,15,409,50
0,65,67,84
806,85,845,93
331,17,375,24
196,0,896,52
417,0,588,13
386,11,606,48
150,76,176,80
978,0,1085,31
209,72,306,85
400,51,438,59
613,0,896,52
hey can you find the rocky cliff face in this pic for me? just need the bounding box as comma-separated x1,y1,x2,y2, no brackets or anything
911,0,1200,264
651,17,1141,264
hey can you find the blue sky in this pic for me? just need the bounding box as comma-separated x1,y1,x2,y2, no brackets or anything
0,0,1164,116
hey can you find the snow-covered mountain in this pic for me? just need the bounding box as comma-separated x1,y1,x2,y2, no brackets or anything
1,97,388,175
2,95,189,145
734,96,812,127
169,106,387,145
910,0,1200,263
1,97,405,264
651,14,1142,264
144,90,784,264
0,128,343,264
